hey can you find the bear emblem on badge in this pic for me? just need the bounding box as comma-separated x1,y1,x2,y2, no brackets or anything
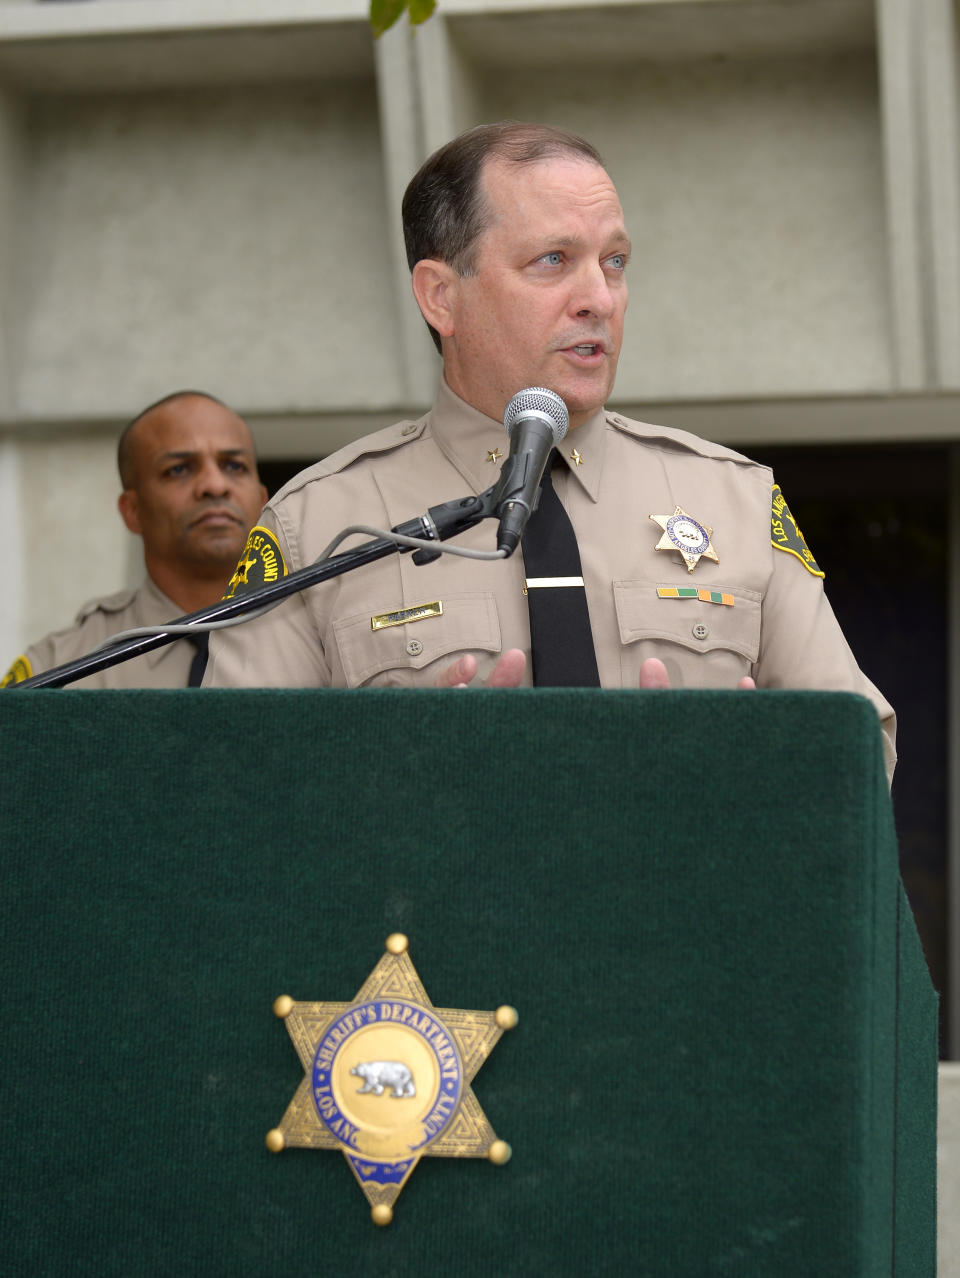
351,1060,416,1098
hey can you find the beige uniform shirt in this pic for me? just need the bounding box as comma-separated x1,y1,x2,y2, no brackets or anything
2,576,197,689
205,379,896,776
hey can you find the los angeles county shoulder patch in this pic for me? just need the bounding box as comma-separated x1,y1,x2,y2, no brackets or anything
223,524,287,599
0,655,32,688
770,485,823,578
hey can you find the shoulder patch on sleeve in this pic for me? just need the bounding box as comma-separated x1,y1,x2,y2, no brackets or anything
223,524,288,599
771,484,823,577
1,654,33,687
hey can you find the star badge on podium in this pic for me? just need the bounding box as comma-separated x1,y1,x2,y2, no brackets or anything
266,934,516,1225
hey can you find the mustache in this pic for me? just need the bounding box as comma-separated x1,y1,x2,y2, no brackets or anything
186,501,247,526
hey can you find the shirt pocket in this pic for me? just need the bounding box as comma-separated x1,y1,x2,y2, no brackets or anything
332,591,502,687
613,580,761,662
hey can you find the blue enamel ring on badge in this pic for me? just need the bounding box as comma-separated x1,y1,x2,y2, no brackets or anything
666,513,709,555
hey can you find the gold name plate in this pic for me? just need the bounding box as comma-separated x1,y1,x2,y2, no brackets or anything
370,601,443,631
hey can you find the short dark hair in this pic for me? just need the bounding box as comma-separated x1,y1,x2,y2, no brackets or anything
402,122,605,352
117,390,231,488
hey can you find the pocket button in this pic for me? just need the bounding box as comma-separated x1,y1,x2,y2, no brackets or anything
692,622,709,641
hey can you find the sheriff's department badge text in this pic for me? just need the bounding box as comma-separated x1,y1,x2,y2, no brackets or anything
265,934,516,1225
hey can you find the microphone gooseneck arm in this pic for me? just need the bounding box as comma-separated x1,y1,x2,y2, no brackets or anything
11,489,499,689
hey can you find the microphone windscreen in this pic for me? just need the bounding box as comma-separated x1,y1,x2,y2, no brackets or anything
503,387,569,442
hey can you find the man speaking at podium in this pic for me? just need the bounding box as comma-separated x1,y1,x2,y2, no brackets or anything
204,122,895,780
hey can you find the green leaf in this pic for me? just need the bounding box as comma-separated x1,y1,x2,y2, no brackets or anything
369,0,407,38
407,0,438,25
369,0,437,37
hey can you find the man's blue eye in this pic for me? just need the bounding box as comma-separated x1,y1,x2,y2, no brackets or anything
542,252,563,266
607,254,626,270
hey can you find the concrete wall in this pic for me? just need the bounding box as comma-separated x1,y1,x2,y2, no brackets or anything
500,50,892,402
15,428,132,646
15,85,401,418
0,84,20,422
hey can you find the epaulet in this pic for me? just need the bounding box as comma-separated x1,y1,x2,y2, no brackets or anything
605,411,766,468
74,587,139,622
271,417,428,502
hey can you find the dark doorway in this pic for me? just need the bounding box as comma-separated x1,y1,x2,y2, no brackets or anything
746,442,949,1054
258,459,316,501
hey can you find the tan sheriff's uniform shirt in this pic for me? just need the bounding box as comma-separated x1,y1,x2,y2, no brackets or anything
2,576,197,689
205,379,896,777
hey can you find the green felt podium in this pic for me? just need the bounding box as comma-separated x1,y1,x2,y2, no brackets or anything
0,689,937,1275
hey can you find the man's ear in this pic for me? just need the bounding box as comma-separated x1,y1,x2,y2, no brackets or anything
117,490,142,535
411,259,459,338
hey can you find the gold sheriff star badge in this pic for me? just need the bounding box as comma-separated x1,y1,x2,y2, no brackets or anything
650,506,719,573
265,934,517,1226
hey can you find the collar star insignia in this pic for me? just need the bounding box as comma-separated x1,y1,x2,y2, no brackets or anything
570,448,584,466
266,934,516,1226
650,506,719,573
486,447,503,463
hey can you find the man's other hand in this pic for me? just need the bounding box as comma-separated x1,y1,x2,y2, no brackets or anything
639,657,756,691
435,648,527,688
435,652,756,691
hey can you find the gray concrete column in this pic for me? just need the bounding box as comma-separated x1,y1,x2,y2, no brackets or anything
877,0,960,390
918,0,960,388
0,438,23,662
373,18,436,407
940,1063,960,1270
876,0,930,388
0,86,21,421
950,444,960,1058
412,11,480,156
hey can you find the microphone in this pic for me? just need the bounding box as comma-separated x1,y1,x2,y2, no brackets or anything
495,387,569,556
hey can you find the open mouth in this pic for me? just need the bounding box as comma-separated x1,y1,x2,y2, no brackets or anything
569,343,603,358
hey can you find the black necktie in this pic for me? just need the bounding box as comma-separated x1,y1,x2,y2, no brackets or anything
187,632,209,687
521,451,601,687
